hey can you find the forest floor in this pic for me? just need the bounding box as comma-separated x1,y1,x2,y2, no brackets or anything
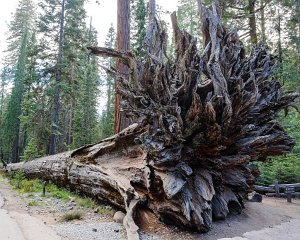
0,173,300,240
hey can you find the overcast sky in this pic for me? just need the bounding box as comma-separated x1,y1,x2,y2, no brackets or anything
0,0,178,57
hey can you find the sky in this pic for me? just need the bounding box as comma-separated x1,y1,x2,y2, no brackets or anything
0,0,178,57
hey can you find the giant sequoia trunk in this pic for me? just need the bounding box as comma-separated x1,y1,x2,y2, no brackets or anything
8,1,299,240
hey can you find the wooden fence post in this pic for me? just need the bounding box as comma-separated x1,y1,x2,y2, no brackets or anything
42,180,48,197
274,180,280,197
285,186,295,203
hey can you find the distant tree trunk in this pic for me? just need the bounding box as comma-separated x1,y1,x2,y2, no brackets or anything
67,64,76,147
67,103,74,147
298,22,300,73
49,0,65,155
115,0,130,133
277,10,283,64
260,0,266,43
149,0,156,21
248,0,258,44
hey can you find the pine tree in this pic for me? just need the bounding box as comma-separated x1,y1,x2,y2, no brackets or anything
177,0,199,37
3,28,29,163
3,0,35,67
19,31,48,159
49,0,66,155
99,24,116,139
0,68,11,161
131,0,147,59
0,0,36,162
72,17,100,148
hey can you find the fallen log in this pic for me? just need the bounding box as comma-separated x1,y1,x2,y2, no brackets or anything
8,1,299,239
254,185,276,193
266,192,300,197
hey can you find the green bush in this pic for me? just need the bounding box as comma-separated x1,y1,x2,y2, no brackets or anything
257,110,300,185
61,211,83,221
47,183,71,201
75,197,96,209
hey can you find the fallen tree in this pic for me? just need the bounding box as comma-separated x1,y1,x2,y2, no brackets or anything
8,1,299,239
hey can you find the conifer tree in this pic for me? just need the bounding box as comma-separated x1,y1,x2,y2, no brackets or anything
99,24,116,139
72,18,100,147
131,0,147,59
3,28,28,162
177,0,199,37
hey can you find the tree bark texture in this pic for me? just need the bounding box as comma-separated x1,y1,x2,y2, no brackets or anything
9,1,299,240
115,0,131,133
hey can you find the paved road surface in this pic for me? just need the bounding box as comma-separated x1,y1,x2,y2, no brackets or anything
219,218,300,240
0,192,62,240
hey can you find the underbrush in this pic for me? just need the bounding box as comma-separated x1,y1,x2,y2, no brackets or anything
4,170,114,215
61,210,83,221
75,197,96,209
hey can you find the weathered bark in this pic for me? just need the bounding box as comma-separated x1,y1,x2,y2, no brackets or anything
9,1,299,240
115,0,131,133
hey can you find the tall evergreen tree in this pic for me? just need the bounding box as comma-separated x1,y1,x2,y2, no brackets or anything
3,28,29,162
177,0,199,37
131,0,147,59
99,24,116,139
3,0,35,67
49,0,66,155
72,16,100,148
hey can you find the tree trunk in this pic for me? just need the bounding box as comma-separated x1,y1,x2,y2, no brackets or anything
9,1,299,240
149,0,156,21
49,0,65,155
248,0,258,44
260,0,266,43
115,0,130,133
277,10,283,64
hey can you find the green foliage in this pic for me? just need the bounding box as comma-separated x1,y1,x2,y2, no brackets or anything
47,183,71,201
9,171,25,190
96,207,114,216
75,197,96,209
8,172,43,192
21,138,43,161
98,25,116,139
28,200,44,206
177,0,199,37
2,28,29,162
257,110,300,185
131,0,147,59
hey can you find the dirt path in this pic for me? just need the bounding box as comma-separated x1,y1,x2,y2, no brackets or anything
1,172,300,240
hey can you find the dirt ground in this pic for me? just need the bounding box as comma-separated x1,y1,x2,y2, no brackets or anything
1,174,300,240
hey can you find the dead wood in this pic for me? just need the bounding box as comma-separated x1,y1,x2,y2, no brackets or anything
8,1,299,239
